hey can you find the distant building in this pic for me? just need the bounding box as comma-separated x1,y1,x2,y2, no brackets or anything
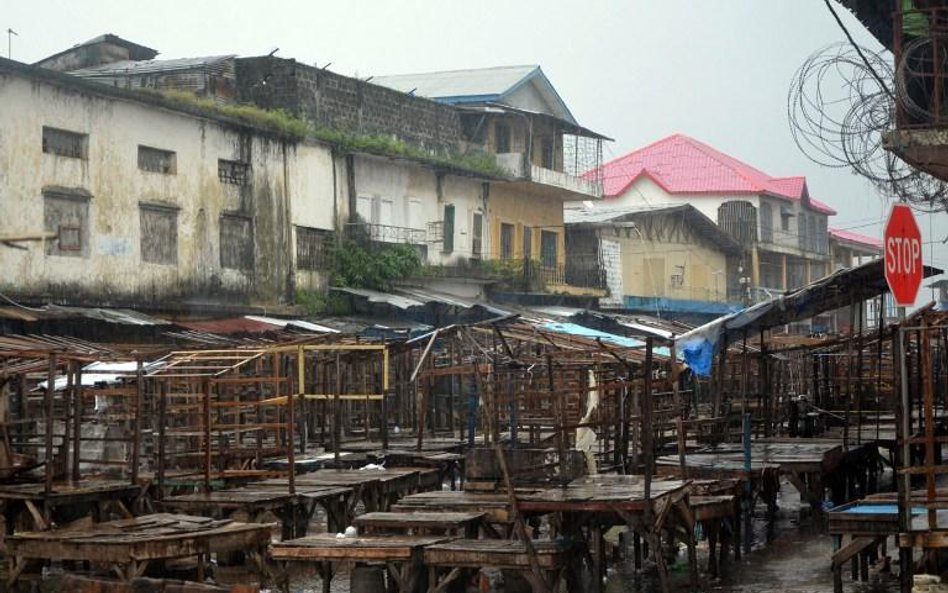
583,134,838,310
565,203,742,324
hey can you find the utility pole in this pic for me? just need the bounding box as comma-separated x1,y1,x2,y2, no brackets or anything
7,28,17,60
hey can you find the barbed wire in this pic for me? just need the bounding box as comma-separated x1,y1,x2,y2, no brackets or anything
788,41,948,210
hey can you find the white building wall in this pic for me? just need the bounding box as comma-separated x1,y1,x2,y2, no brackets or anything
352,154,485,266
0,71,335,307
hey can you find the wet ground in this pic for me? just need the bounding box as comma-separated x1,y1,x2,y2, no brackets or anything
619,478,900,593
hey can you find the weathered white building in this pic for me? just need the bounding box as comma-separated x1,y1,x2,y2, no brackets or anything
0,57,340,312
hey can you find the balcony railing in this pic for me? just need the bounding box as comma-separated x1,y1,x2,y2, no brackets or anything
527,259,606,289
345,222,427,245
893,6,948,128
494,152,602,198
423,256,607,291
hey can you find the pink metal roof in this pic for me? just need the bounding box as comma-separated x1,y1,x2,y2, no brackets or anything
808,197,837,215
592,133,837,214
829,227,883,250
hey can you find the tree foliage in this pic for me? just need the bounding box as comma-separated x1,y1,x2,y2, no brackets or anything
331,239,421,291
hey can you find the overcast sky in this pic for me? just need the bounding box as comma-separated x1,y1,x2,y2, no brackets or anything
5,1,946,298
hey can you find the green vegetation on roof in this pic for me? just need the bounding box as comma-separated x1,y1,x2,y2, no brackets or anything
142,89,309,139
141,89,509,179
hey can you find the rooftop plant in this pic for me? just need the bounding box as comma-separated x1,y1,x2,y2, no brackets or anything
140,89,509,178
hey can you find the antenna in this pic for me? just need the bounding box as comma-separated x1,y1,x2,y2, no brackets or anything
7,28,18,60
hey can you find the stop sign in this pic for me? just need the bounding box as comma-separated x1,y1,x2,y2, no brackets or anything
884,203,923,306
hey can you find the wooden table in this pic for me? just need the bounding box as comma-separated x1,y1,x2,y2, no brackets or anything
354,511,484,537
0,479,143,534
157,485,352,538
517,476,696,593
254,467,437,515
391,490,526,534
271,533,452,593
6,513,272,586
424,539,568,593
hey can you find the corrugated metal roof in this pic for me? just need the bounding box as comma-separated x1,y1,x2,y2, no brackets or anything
244,315,339,334
41,305,169,326
564,203,681,224
373,65,577,125
70,55,235,76
564,203,743,255
176,317,278,334
590,133,838,214
538,321,644,348
331,286,511,317
176,315,336,335
331,287,425,310
373,65,539,103
829,227,883,250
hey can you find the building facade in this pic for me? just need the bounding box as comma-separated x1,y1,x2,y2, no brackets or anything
583,134,838,314
0,58,340,312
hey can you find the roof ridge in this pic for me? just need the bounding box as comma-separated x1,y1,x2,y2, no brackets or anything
374,64,540,79
600,133,683,169
679,135,772,191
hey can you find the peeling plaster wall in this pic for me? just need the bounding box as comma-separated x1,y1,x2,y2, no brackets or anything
351,154,484,266
0,72,335,309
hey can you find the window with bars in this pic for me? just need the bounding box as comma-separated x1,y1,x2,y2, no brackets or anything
44,190,90,258
442,204,455,253
541,138,555,169
138,145,176,174
296,226,332,271
540,230,558,268
218,159,250,185
500,223,515,260
220,214,253,270
495,122,511,153
471,213,483,259
139,204,178,264
759,202,773,243
42,127,87,159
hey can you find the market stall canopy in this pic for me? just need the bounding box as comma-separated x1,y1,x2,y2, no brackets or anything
676,259,942,377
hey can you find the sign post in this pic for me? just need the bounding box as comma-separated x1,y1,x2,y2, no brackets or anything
884,203,923,306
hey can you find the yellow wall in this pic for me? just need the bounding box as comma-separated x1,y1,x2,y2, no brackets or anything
487,185,565,267
607,226,730,303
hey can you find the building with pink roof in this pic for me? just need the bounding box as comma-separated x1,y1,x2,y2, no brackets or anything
572,134,843,310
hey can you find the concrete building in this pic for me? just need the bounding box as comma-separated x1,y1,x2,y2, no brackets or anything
0,57,339,313
565,203,743,324
3,37,610,315
582,134,839,313
374,66,608,295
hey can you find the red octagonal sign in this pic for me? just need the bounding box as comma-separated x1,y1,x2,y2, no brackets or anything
884,203,923,306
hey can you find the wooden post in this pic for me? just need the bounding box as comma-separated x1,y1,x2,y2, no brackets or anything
132,359,143,484
44,354,56,495
334,352,341,464
381,348,389,449
71,364,82,482
547,355,566,479
643,338,654,500
62,363,72,483
157,381,167,500
288,351,298,496
202,377,211,494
